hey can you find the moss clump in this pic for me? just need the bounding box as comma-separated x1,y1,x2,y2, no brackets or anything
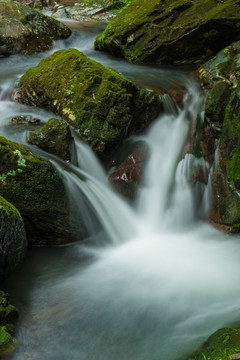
95,0,240,64
0,291,18,357
27,118,73,161
0,136,71,245
17,48,162,158
186,328,240,360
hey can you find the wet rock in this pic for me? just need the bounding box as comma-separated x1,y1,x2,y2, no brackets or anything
16,48,163,159
11,116,40,124
196,41,240,232
109,142,148,199
185,328,240,360
27,118,73,161
95,0,240,64
0,291,18,357
0,0,71,56
0,136,73,246
0,196,27,281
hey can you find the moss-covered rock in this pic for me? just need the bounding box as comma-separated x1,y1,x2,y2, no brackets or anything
0,0,71,55
0,196,27,280
95,0,240,64
0,291,19,357
27,118,73,161
17,48,162,159
194,41,240,231
0,136,73,245
186,328,240,360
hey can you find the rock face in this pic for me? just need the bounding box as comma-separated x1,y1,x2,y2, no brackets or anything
16,48,162,159
0,136,72,245
95,0,240,64
27,118,73,161
0,196,27,281
186,328,240,360
0,0,71,55
193,41,240,231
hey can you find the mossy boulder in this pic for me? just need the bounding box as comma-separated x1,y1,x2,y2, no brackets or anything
0,291,19,357
0,0,71,55
196,41,240,231
95,0,240,64
0,136,72,245
186,328,240,360
27,118,73,161
16,48,162,159
0,196,27,281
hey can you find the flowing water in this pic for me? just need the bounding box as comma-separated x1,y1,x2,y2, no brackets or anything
1,21,240,360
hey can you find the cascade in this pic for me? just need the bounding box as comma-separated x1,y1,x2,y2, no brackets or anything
1,23,240,360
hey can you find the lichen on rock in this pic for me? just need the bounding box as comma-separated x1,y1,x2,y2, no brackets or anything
0,136,73,245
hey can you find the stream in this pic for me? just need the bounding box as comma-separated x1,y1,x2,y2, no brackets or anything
1,21,240,360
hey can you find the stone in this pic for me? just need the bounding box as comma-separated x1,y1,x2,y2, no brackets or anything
27,118,73,161
16,48,163,159
0,0,71,55
95,0,240,64
0,136,74,245
0,196,27,281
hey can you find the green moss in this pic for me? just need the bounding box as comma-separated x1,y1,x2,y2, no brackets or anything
18,48,161,157
95,0,240,63
186,328,240,360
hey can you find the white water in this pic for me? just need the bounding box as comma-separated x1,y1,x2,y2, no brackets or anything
1,23,240,360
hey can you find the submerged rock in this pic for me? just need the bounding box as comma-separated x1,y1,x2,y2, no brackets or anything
0,136,72,245
0,196,27,281
27,118,73,161
186,328,240,360
17,48,162,159
95,0,240,64
191,41,240,232
0,0,71,55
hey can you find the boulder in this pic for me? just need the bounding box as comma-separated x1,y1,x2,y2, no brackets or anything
185,328,240,360
27,118,73,161
0,136,72,245
16,48,162,159
0,291,19,357
0,0,71,55
95,0,240,64
0,196,27,281
193,41,240,231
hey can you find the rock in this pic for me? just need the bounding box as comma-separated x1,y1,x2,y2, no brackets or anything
185,328,240,360
196,41,240,232
0,196,27,281
109,142,148,199
11,115,40,124
0,0,71,56
0,136,73,246
16,48,162,159
0,291,19,358
94,0,240,64
27,118,73,161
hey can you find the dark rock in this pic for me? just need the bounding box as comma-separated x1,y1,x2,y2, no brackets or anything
11,115,40,124
0,291,18,357
0,196,27,281
95,0,240,64
0,136,74,245
27,118,73,161
16,48,163,159
0,0,71,56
